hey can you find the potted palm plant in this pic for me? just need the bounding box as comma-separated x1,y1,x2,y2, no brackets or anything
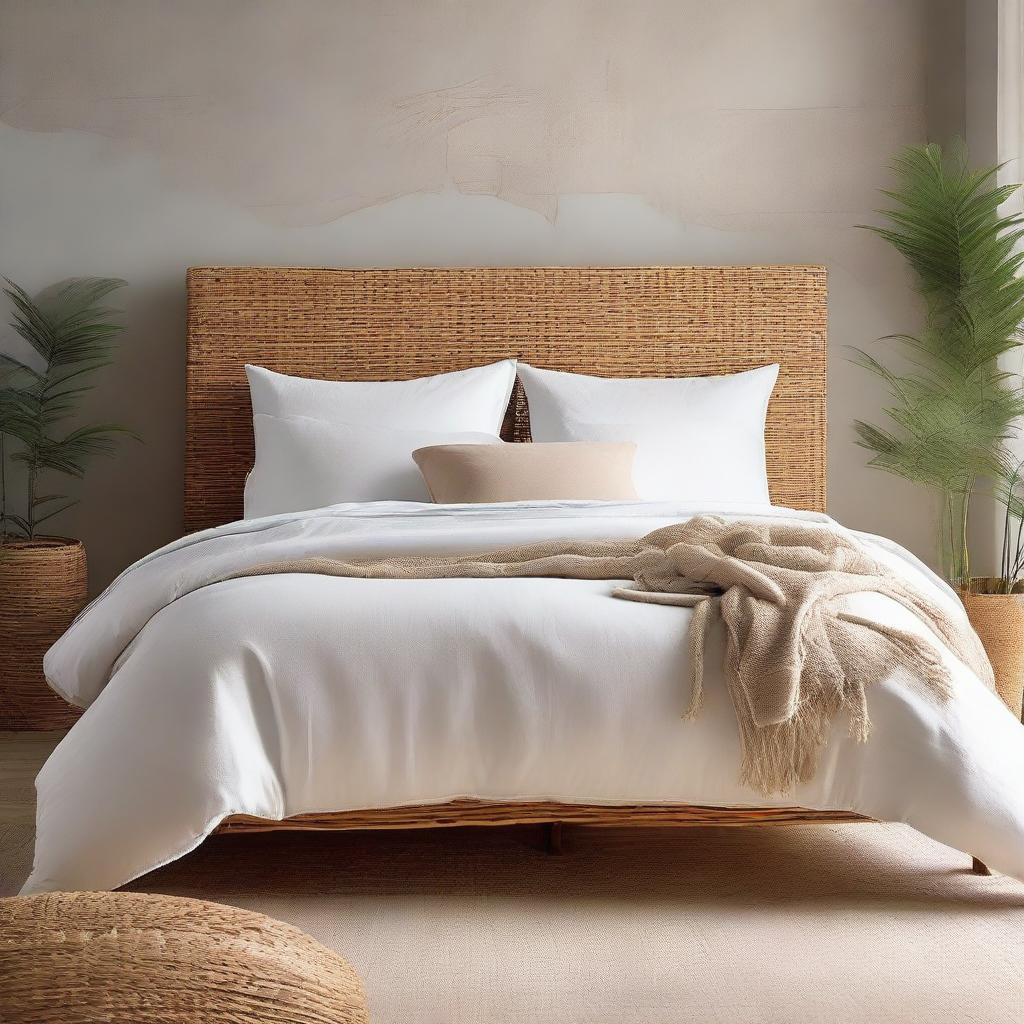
0,277,130,729
855,141,1024,717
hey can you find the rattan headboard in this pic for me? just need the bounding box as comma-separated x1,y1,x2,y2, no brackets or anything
184,266,827,532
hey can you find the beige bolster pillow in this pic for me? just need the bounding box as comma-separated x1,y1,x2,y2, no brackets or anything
412,441,638,503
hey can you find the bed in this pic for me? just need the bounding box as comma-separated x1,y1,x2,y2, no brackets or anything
188,265,853,837
23,265,1024,894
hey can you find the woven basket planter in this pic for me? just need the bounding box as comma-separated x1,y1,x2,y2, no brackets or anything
959,577,1024,720
0,536,87,729
0,891,369,1024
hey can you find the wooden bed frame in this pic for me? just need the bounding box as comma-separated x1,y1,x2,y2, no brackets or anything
185,265,869,838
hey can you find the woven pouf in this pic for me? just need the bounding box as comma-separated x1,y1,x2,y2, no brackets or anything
0,891,369,1024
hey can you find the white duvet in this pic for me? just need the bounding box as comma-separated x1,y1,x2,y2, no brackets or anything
24,500,1024,894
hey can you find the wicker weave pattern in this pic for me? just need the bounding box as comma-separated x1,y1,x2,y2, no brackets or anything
217,800,866,833
959,589,1024,720
185,266,827,532
0,538,86,729
0,891,369,1024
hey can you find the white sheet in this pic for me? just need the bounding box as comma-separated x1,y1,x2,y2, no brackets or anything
25,500,1024,893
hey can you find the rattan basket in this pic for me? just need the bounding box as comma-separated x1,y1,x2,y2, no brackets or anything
0,536,87,729
959,578,1024,720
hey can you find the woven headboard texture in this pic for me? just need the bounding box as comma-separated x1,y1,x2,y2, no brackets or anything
185,266,827,532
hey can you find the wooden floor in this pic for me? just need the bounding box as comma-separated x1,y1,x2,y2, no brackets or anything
0,730,63,825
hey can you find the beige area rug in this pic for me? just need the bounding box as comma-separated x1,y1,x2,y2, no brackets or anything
2,820,1024,1022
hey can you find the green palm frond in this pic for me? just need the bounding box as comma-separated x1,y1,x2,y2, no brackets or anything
1,276,132,540
9,425,127,477
854,142,1024,584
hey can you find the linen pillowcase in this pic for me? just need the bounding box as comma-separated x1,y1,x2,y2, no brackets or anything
244,414,500,518
516,363,779,504
413,442,638,503
245,360,518,434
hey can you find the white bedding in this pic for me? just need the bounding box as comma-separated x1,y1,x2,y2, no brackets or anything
24,500,1024,893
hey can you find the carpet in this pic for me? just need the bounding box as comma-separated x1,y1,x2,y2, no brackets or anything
2,819,1024,1022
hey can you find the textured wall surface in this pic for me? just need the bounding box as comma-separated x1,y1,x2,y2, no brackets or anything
0,0,947,587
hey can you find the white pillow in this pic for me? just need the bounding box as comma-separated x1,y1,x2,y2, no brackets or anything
244,414,500,518
246,360,517,434
517,363,779,503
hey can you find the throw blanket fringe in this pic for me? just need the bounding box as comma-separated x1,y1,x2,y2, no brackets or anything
229,516,993,795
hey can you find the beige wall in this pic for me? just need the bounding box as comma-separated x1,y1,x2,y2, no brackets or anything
0,0,957,588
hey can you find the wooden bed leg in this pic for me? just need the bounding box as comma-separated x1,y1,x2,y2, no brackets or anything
545,822,563,855
972,856,992,876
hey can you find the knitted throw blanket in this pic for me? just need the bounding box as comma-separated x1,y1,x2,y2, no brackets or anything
230,515,993,795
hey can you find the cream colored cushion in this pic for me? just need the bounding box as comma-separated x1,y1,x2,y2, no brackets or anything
413,441,638,503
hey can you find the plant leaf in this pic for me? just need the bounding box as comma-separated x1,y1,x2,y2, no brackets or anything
2,277,135,528
853,140,1024,581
